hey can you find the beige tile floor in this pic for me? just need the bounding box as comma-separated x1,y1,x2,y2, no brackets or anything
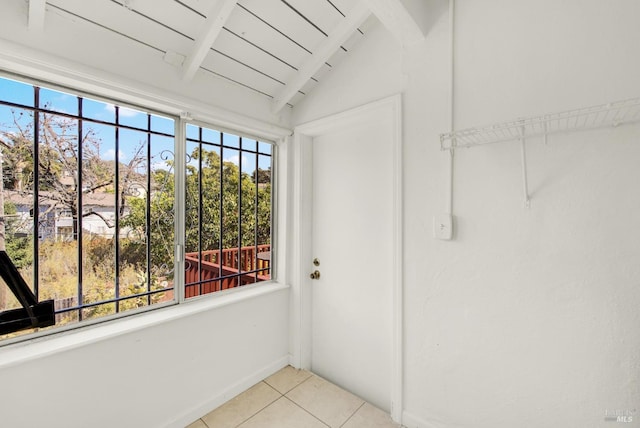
186,366,403,428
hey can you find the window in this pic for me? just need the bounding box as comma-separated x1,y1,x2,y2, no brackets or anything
0,74,275,343
184,124,273,298
0,75,177,340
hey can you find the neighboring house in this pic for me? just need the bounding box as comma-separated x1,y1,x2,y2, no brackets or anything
3,190,131,240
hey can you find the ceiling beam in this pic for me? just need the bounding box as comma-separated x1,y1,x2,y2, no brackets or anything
28,0,47,31
182,0,238,81
272,0,371,113
364,0,425,46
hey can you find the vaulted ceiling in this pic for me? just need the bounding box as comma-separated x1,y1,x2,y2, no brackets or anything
3,0,425,115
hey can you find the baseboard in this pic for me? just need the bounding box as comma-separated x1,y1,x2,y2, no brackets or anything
164,354,290,428
402,410,447,428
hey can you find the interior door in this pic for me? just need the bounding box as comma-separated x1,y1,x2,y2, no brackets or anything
309,105,395,412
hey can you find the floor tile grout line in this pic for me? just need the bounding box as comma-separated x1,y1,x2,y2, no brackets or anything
193,370,399,428
339,402,366,428
283,395,332,428
232,382,283,428
264,371,313,395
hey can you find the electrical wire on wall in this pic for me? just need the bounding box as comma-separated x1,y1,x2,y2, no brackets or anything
447,0,455,217
433,0,456,241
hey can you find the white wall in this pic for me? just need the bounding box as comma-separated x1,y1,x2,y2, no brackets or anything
292,1,640,427
0,287,290,428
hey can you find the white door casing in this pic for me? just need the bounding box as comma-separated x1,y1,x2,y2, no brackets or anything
291,94,403,422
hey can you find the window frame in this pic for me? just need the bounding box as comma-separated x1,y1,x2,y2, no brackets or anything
0,70,282,347
181,118,277,300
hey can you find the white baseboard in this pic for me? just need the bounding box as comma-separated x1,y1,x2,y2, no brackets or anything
402,410,447,428
164,355,290,428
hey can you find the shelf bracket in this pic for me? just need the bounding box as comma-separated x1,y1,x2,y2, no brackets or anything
519,125,531,208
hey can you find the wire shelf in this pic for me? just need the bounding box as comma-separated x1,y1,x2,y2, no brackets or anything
440,97,640,150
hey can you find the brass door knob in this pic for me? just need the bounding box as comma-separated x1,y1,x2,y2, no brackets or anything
309,270,321,280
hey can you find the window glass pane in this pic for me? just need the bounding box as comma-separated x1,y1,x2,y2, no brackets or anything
0,105,32,150
186,123,199,141
200,143,222,252
39,88,78,115
0,77,34,107
240,152,256,279
148,135,175,301
200,144,222,295
258,141,271,155
80,122,116,321
223,133,240,148
0,105,37,340
242,138,257,152
185,140,200,293
222,146,240,290
202,128,219,144
117,106,147,130
256,154,272,280
36,112,80,323
83,98,115,124
150,114,174,135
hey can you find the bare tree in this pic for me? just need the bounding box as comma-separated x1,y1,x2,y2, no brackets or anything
1,109,144,241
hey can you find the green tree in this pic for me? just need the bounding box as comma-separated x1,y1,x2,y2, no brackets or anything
122,146,272,268
120,167,175,278
184,147,271,254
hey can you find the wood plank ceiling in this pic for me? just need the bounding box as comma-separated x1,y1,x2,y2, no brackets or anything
26,0,424,112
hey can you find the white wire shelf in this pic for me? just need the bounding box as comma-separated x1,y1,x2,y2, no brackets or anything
440,97,640,150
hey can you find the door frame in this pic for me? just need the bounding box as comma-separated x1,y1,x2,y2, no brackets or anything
290,94,403,422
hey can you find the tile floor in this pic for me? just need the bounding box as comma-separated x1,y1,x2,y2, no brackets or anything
186,366,403,428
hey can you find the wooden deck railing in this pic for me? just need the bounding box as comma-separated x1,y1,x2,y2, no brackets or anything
184,245,271,298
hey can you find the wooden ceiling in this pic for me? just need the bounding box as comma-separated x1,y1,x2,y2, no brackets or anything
14,0,425,113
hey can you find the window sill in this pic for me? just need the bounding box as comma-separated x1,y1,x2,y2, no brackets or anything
0,281,289,369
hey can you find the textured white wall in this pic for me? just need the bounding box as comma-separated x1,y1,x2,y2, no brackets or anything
0,287,290,428
292,1,640,427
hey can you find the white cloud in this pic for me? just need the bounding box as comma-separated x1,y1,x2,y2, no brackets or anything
151,160,171,171
104,104,142,118
225,154,247,166
103,149,127,161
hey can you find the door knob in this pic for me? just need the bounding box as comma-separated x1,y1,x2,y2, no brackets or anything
309,270,321,280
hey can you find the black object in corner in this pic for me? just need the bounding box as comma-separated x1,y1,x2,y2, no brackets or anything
0,250,55,336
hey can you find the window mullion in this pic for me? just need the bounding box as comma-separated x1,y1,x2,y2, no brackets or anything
174,115,187,303
114,107,120,314
77,97,84,320
219,133,224,289
198,127,203,294
32,87,40,301
146,114,152,306
238,137,243,286
254,150,259,284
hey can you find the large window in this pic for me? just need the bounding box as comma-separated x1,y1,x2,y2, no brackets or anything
0,74,274,343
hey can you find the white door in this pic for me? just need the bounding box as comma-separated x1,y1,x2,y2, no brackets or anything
307,100,398,412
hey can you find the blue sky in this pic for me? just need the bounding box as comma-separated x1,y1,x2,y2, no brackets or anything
0,75,271,175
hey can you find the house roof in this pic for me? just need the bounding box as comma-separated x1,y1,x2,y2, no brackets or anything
3,190,117,208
